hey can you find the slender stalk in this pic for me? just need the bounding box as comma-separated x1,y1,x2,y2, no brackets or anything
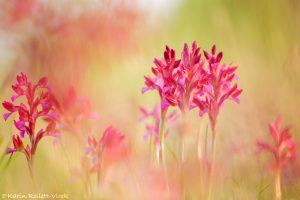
180,96,189,163
158,114,166,165
180,112,187,163
179,111,188,199
199,123,209,199
207,126,217,200
28,155,34,180
149,121,155,162
83,173,91,199
181,136,185,162
197,117,205,161
97,151,103,186
275,164,282,200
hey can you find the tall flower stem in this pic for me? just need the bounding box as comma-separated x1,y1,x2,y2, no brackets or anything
83,175,91,200
158,112,166,165
180,111,187,163
197,118,206,198
275,163,282,200
178,110,188,199
207,125,217,200
27,155,35,181
197,117,205,161
158,116,165,164
149,121,155,162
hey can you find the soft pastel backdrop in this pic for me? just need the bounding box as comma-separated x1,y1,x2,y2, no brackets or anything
0,0,299,199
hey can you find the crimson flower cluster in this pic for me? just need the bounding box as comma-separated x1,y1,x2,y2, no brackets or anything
142,42,208,115
2,73,57,163
257,117,297,169
142,46,180,115
193,45,242,134
143,42,242,131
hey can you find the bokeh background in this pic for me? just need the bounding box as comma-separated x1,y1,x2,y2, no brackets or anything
0,0,300,199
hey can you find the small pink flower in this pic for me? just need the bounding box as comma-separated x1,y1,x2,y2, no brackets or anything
99,126,127,163
142,46,181,111
139,105,178,145
2,73,58,164
74,126,126,186
86,126,126,174
257,117,297,169
193,45,242,132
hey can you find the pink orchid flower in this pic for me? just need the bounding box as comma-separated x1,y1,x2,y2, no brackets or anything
193,45,242,136
2,73,58,174
142,42,208,114
142,45,181,163
142,46,181,112
173,41,208,113
142,42,210,163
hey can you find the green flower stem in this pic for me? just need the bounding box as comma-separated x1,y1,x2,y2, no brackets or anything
207,126,217,200
158,110,166,165
275,164,282,200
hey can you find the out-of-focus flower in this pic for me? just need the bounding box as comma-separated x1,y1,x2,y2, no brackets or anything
256,117,297,200
142,169,180,200
193,45,242,135
98,126,127,164
139,105,178,145
2,73,57,171
257,117,297,168
71,155,98,192
1,0,143,92
75,126,126,184
1,0,34,26
73,126,126,188
52,86,99,140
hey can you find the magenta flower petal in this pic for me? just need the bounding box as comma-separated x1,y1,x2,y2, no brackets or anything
232,97,240,104
14,120,25,130
141,87,149,94
20,130,25,138
3,112,12,121
11,95,20,102
199,110,206,117
161,101,170,110
6,148,16,154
